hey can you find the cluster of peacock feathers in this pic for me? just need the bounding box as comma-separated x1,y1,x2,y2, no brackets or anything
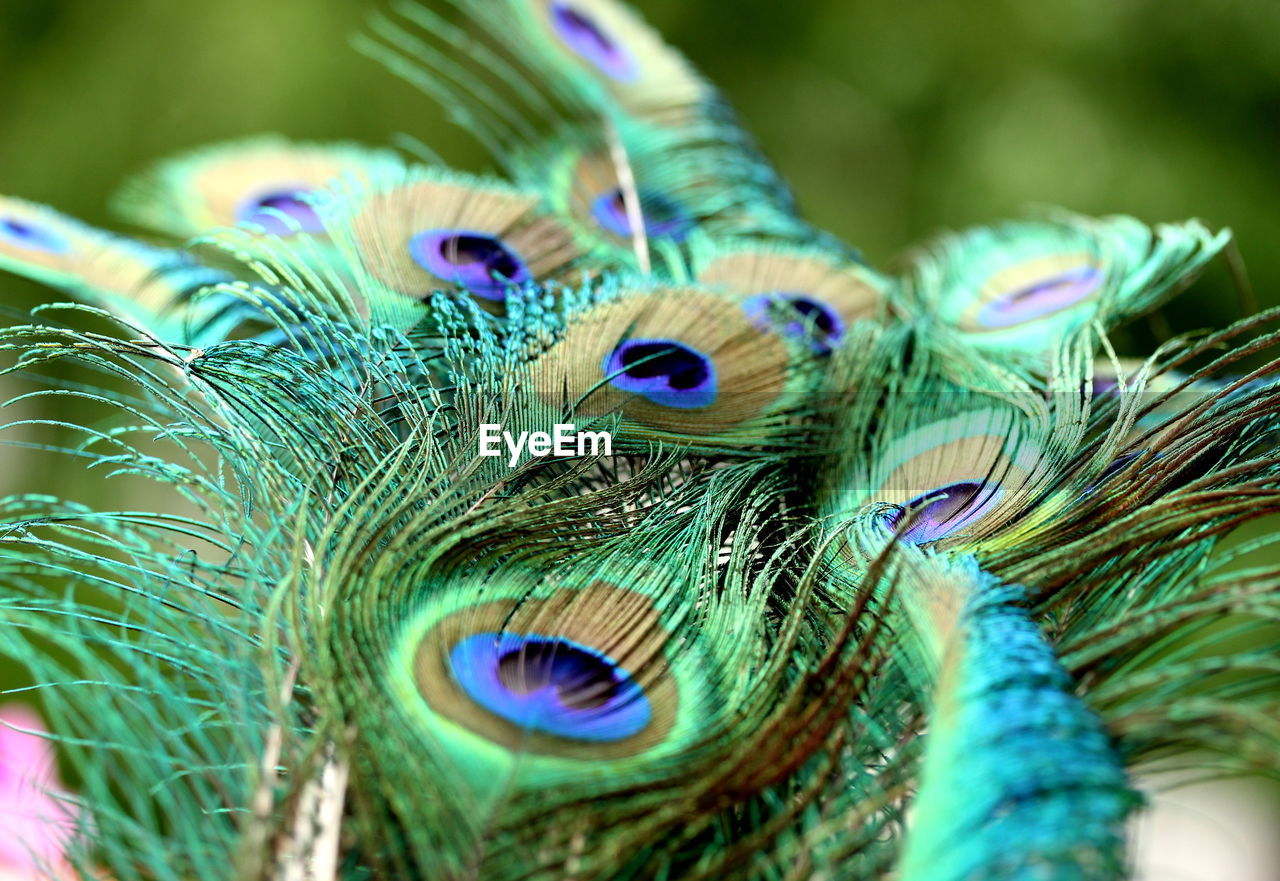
1,1,1278,880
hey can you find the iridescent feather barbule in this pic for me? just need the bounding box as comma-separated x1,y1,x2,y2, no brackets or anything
1,2,1277,880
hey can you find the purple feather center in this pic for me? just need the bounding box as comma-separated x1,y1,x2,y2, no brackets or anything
591,188,693,242
0,216,71,254
744,293,845,355
977,265,1102,328
450,633,651,741
884,480,1000,543
237,190,325,236
409,229,532,301
603,338,718,409
549,2,639,81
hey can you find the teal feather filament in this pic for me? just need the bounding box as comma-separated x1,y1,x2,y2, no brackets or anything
898,562,1138,881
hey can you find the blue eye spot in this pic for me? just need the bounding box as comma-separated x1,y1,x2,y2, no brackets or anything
409,229,532,302
604,338,718,409
743,293,845,355
977,265,1102,328
0,216,71,254
450,633,651,742
883,481,1000,543
590,188,693,242
238,190,325,236
549,2,639,82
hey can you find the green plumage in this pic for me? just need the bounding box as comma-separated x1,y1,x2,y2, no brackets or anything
0,1,1277,880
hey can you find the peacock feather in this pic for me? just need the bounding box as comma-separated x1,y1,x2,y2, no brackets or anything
1,1,1277,880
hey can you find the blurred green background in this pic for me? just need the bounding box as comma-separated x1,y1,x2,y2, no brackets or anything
0,1,1278,876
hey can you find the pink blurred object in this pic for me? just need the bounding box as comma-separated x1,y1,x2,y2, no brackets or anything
0,704,79,880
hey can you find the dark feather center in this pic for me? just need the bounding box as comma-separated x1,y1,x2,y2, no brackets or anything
497,640,621,710
787,296,840,335
1,218,36,239
552,4,618,56
886,481,988,541
618,341,710,390
0,216,68,253
241,190,324,234
438,234,522,280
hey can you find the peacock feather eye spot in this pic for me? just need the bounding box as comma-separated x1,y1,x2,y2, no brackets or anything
496,640,621,710
450,633,651,742
238,190,325,236
0,216,70,254
604,338,718,408
789,297,841,335
409,229,532,302
591,188,693,242
744,293,845,355
977,264,1103,328
884,481,996,543
549,2,639,81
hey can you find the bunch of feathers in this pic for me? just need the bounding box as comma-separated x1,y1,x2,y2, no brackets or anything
1,1,1278,879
